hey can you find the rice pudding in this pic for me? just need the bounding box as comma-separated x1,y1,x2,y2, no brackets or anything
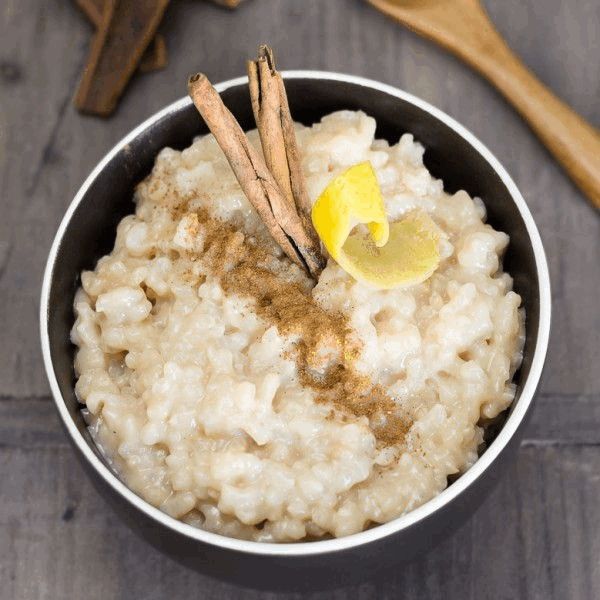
72,110,524,542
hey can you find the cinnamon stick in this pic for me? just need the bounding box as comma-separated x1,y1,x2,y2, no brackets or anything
76,0,104,25
187,73,324,277
247,45,319,245
74,0,171,116
139,34,168,73
75,0,168,73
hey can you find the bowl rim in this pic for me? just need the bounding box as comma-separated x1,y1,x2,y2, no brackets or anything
40,70,551,557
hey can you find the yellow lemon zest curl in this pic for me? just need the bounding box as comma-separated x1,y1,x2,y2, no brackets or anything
311,162,440,289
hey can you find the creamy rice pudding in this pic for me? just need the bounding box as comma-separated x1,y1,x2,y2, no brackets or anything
72,110,524,542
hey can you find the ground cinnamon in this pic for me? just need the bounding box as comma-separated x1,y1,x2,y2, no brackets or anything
181,208,410,447
183,50,409,445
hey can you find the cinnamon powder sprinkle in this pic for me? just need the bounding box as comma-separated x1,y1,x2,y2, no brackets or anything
178,207,412,446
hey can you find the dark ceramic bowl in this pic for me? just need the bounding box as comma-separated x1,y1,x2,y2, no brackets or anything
41,72,551,590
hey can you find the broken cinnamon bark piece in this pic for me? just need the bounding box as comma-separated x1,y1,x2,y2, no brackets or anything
75,0,168,73
139,35,168,72
74,0,171,116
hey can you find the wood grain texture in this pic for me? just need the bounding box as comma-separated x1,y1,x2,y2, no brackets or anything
0,0,599,597
367,0,600,208
1,432,599,599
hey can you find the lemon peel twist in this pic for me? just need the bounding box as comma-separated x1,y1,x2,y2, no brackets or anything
311,162,440,289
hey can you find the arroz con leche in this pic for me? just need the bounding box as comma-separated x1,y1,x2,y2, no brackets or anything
72,110,524,542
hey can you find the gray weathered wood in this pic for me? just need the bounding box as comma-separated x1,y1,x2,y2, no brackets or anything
0,0,598,598
0,0,598,399
2,437,599,599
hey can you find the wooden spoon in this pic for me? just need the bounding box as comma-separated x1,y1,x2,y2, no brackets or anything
367,0,600,209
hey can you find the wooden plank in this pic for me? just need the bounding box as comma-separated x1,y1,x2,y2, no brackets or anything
0,0,598,399
524,393,600,446
1,441,599,599
1,396,599,598
0,0,599,597
0,399,68,449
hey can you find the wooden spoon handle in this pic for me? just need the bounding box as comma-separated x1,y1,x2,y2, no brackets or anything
370,0,600,208
460,10,600,208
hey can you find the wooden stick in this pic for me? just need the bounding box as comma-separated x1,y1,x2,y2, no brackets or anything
207,0,243,8
187,73,324,277
75,0,167,73
247,45,319,245
74,0,171,117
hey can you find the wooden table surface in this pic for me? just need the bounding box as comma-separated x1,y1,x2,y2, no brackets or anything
1,0,599,598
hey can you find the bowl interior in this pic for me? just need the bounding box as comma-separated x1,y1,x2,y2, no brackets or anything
44,75,541,513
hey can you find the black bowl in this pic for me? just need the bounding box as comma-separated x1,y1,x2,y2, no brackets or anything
41,72,551,591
